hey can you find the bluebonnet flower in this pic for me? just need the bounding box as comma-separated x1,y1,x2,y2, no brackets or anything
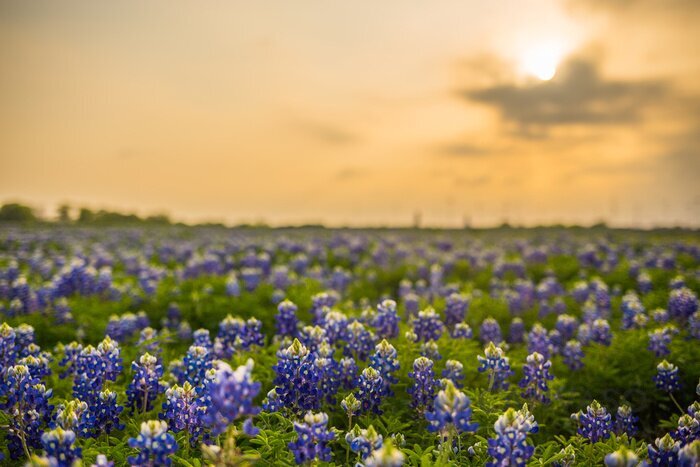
613,405,638,438
341,393,361,425
275,299,299,337
480,318,502,345
162,302,181,330
637,271,653,294
288,412,335,464
340,356,359,390
590,319,612,346
478,342,513,391
0,322,17,375
262,388,284,412
577,323,592,346
128,420,178,467
314,341,341,404
444,293,469,329
412,308,444,342
127,353,165,413
178,345,213,387
572,400,612,443
161,381,207,446
323,310,349,344
648,433,680,466
310,291,339,324
648,326,677,357
407,357,438,414
369,339,400,396
58,342,82,379
15,323,35,357
690,311,700,340
555,315,578,341
604,447,639,467
137,327,160,353
509,318,525,344
486,405,538,467
271,338,321,413
41,427,81,467
1,364,53,459
216,315,264,358
442,360,465,388
192,328,212,349
90,389,125,436
346,425,383,461
203,359,261,437
355,367,386,415
403,293,420,320
668,287,699,321
97,336,122,382
18,354,52,380
562,340,584,371
364,439,405,467
374,299,400,339
343,321,376,361
425,380,478,436
672,414,699,446
299,325,327,353
527,323,553,359
653,308,670,324
73,345,107,404
53,399,88,432
451,322,473,339
654,360,681,393
519,352,554,404
621,292,646,330
678,440,700,466
225,273,240,297
420,340,441,361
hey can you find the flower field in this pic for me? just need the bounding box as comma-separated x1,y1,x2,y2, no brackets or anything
1,226,699,466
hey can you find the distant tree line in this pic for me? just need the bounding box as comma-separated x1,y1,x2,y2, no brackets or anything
0,202,172,226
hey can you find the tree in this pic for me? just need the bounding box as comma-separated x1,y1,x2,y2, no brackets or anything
0,203,37,223
58,204,72,223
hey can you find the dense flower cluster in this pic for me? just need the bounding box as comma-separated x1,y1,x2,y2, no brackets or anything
425,380,478,435
270,339,321,413
128,420,178,466
407,357,438,414
487,405,538,467
572,400,612,443
288,412,335,464
203,359,261,436
519,352,555,404
127,353,165,413
654,360,681,392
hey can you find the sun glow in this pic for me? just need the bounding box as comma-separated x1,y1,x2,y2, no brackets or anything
520,44,563,81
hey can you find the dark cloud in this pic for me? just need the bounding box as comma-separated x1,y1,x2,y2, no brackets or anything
460,58,667,134
439,143,491,157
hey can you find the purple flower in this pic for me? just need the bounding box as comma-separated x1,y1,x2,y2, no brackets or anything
441,360,465,388
668,287,699,321
425,380,478,435
355,367,386,415
42,427,81,467
509,318,525,344
648,434,680,466
613,405,638,438
477,342,513,391
654,360,681,393
271,339,322,413
444,293,469,329
486,405,538,467
288,412,335,464
480,318,502,345
343,321,376,361
412,308,444,343
203,359,261,436
648,326,677,357
572,400,612,443
127,353,165,413
519,352,555,404
369,339,400,396
161,381,207,445
128,420,178,466
407,357,438,414
374,299,400,339
346,425,383,461
275,299,299,337
562,340,584,371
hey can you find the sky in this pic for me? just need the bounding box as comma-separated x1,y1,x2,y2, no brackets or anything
1,0,699,227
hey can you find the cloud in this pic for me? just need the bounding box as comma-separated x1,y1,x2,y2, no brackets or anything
460,57,667,134
439,143,491,157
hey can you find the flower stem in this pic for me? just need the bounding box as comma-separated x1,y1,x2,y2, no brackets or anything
669,392,685,415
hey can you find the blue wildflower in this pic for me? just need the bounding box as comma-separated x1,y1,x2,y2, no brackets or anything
668,287,698,321
161,381,207,446
271,339,322,413
275,299,299,338
41,427,81,467
519,352,555,404
127,353,165,413
486,405,538,467
127,420,178,467
444,293,469,329
288,412,335,464
407,357,438,414
203,359,261,436
425,380,478,436
572,400,612,443
369,339,400,396
478,342,513,391
480,318,502,345
562,340,584,370
441,360,465,388
648,434,680,466
613,405,638,438
355,367,386,415
654,360,681,393
346,425,383,461
374,299,400,339
412,308,444,343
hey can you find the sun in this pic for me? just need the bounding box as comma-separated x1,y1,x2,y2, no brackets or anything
520,44,562,81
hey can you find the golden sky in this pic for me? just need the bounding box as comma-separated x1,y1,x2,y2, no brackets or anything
1,0,699,227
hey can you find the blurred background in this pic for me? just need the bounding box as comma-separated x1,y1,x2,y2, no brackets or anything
1,0,698,228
